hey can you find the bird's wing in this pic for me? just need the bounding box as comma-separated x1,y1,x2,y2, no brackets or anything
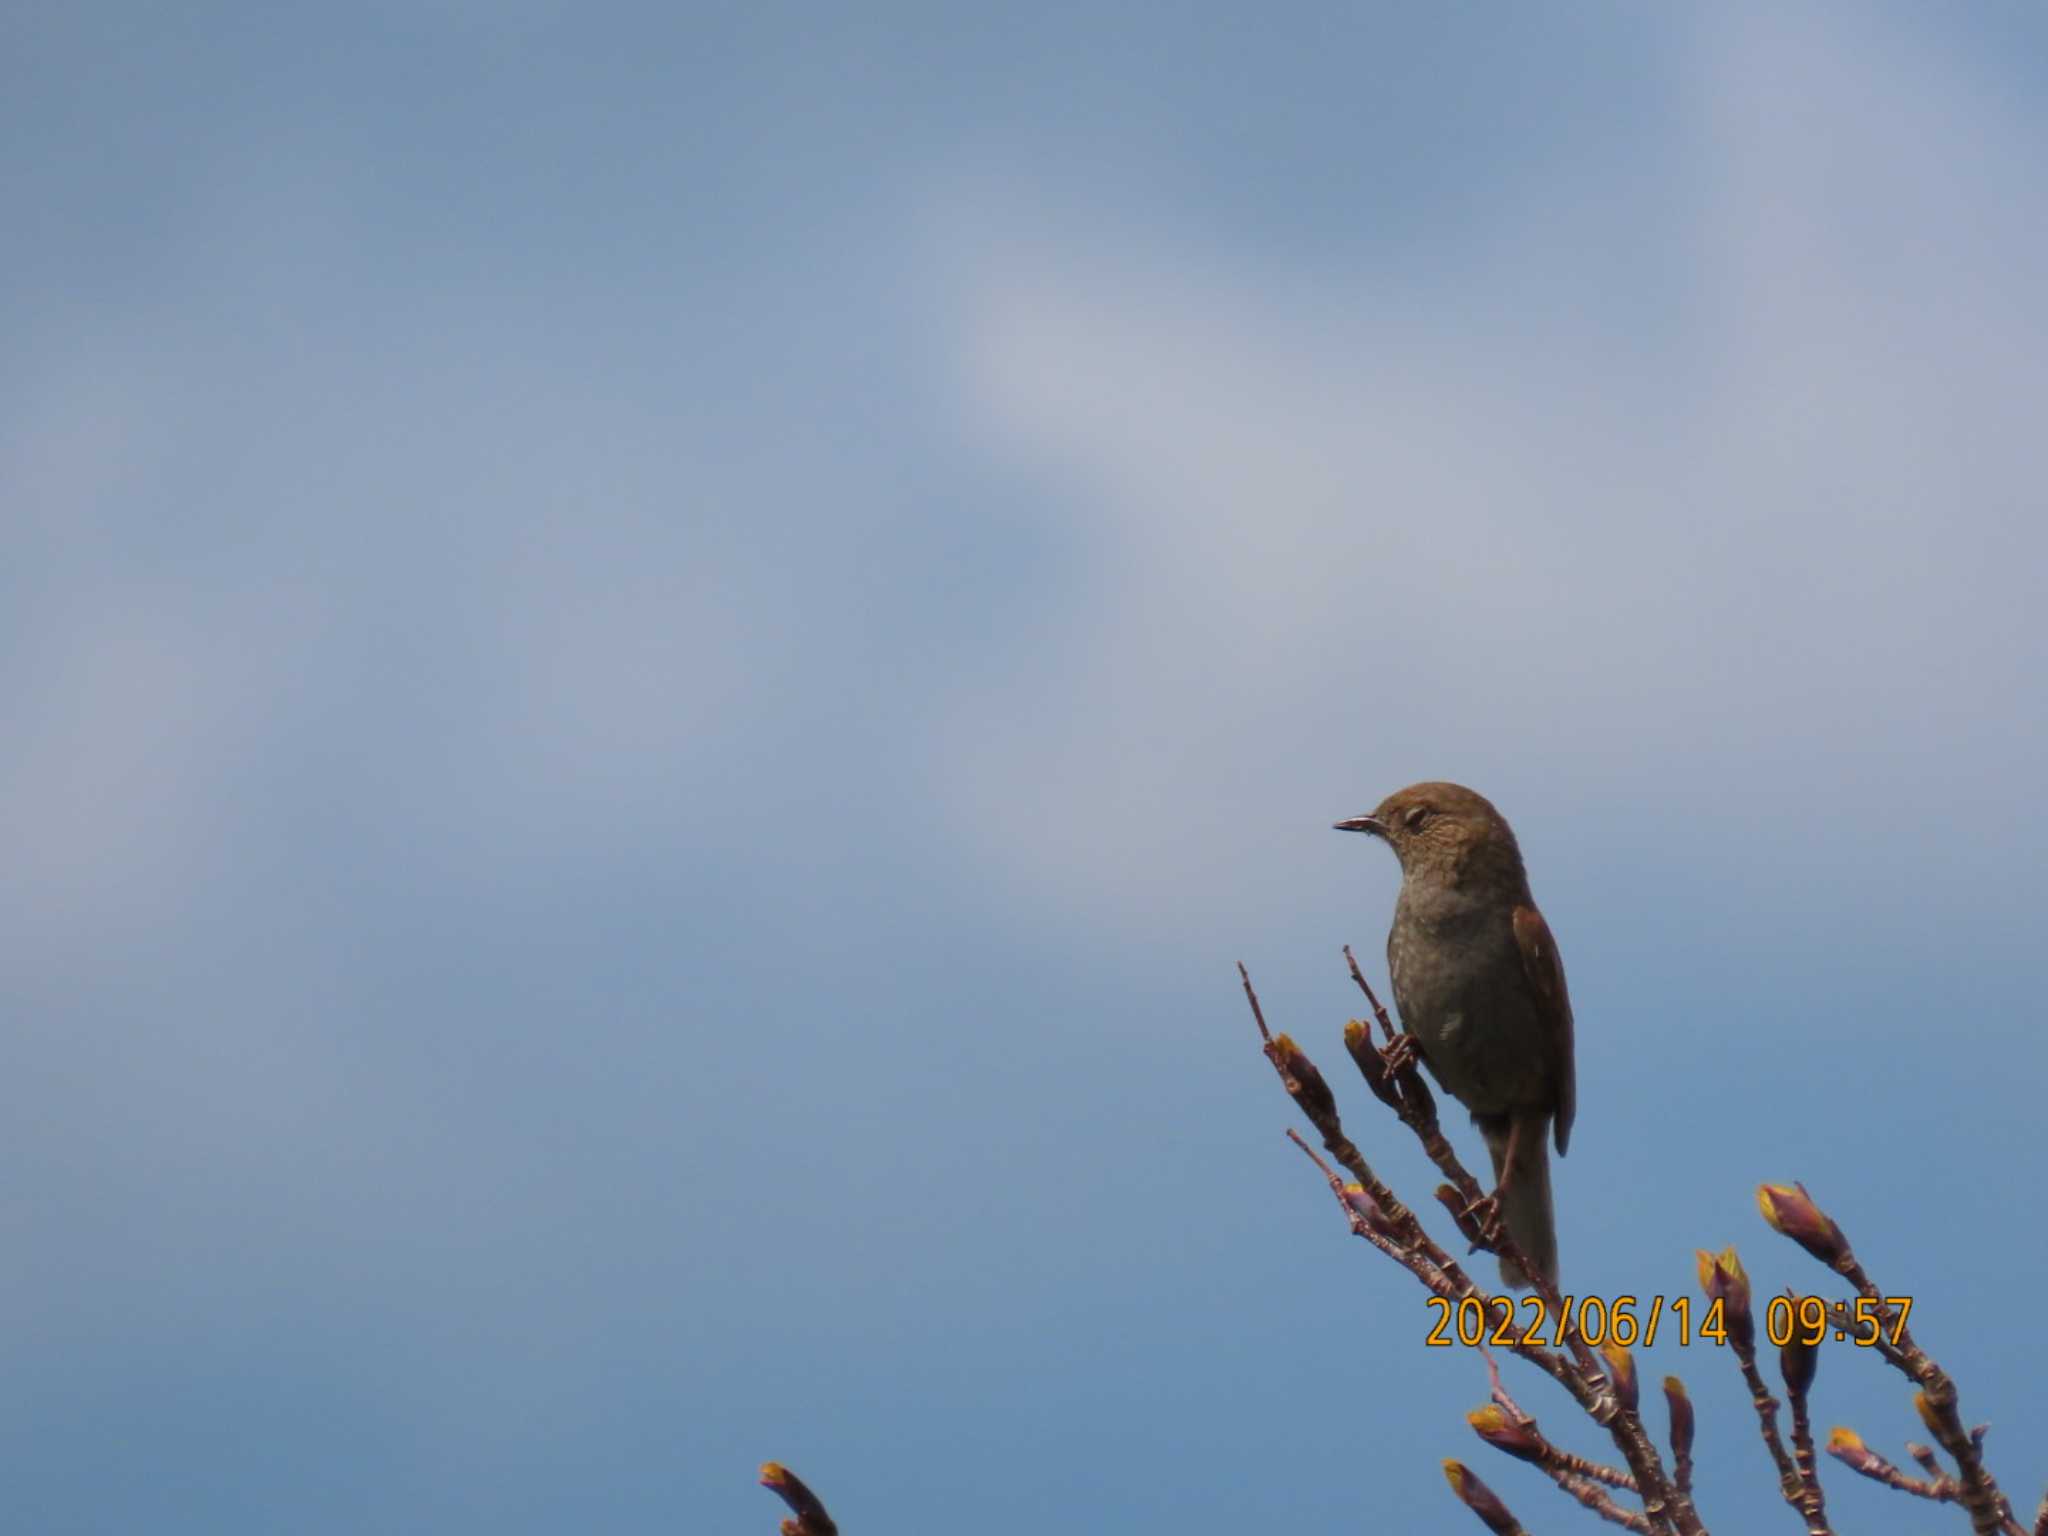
1512,903,1576,1156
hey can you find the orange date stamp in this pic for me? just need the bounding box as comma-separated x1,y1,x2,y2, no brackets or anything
1424,1294,1915,1349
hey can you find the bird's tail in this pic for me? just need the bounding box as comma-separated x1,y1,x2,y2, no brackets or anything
1480,1113,1558,1291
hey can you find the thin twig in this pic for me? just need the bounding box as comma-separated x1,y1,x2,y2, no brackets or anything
1826,1428,1959,1505
1551,1468,1656,1532
1480,1349,1637,1491
1342,944,1400,1042
1732,1346,1803,1514
1245,964,1471,1289
1783,1372,1831,1531
1287,1130,1455,1292
1760,1185,2016,1536
1469,1354,1649,1531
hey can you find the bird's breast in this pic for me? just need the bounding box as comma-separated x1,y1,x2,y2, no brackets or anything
1388,893,1548,1116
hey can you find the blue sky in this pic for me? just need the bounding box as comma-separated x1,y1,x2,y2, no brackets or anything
7,4,2047,1532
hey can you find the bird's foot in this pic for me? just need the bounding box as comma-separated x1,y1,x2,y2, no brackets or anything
1380,1033,1420,1078
1462,1189,1506,1250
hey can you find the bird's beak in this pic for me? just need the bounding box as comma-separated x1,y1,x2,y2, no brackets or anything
1332,815,1386,837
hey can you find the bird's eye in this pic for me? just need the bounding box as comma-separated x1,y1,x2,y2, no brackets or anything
1404,805,1432,831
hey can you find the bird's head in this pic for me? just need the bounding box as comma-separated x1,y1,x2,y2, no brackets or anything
1334,781,1524,882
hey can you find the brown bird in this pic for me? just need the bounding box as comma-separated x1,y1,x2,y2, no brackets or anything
1334,782,1575,1289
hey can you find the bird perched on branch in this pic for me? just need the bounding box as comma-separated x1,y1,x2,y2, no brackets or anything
1335,782,1575,1289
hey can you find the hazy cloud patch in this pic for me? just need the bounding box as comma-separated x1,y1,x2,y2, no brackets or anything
926,8,2048,936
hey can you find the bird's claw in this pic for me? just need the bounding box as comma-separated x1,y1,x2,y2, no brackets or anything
1462,1191,1505,1248
1380,1034,1420,1077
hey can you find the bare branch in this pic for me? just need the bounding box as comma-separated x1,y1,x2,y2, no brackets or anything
1826,1427,1959,1505
1247,958,1704,1536
1776,1301,1832,1535
1758,1182,2017,1536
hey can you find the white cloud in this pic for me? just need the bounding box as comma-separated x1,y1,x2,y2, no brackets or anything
927,6,2048,932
